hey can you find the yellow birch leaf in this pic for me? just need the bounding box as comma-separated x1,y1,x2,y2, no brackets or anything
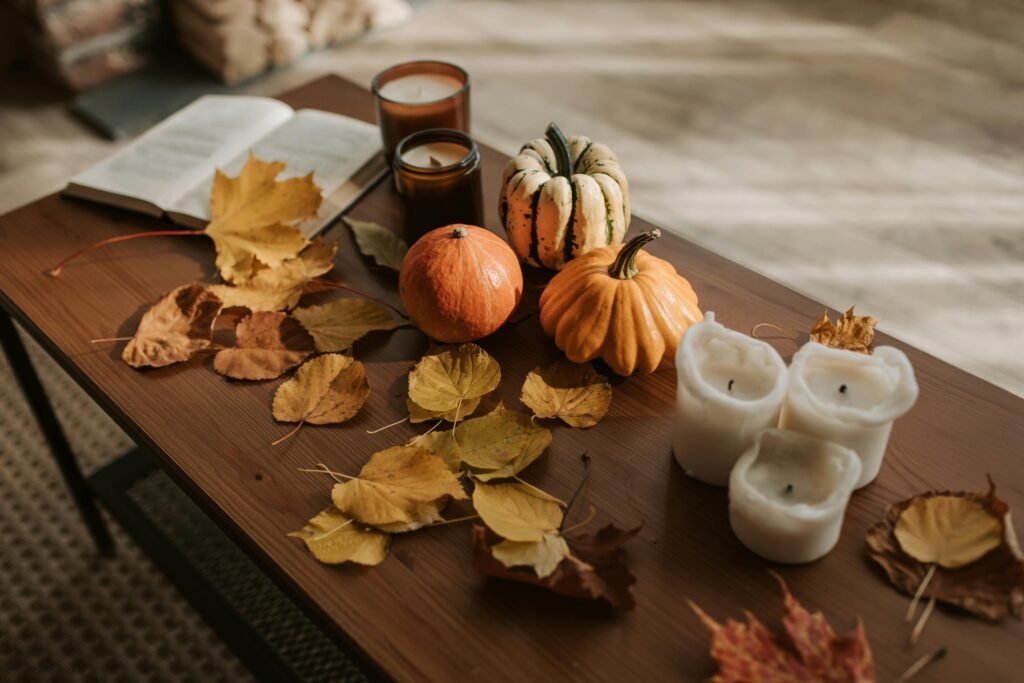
122,283,222,368
409,430,462,471
809,307,877,354
472,481,563,542
346,217,408,271
449,406,552,480
331,446,467,532
491,532,571,579
406,396,481,424
293,298,406,352
204,154,320,283
407,343,500,413
210,239,336,311
272,354,369,425
894,495,1003,568
520,361,612,428
288,507,389,566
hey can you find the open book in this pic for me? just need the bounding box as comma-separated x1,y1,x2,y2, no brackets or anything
64,95,386,237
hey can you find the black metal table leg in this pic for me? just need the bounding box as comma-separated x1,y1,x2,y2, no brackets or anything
0,310,115,557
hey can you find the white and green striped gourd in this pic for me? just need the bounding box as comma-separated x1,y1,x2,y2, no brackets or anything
499,123,630,270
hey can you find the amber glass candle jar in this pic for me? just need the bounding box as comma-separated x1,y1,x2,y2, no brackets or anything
393,128,484,242
372,60,470,162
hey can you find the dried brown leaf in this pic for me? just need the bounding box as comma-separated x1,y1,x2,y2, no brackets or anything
520,361,612,428
472,523,640,609
122,284,222,368
690,575,876,683
213,311,314,380
866,481,1024,621
809,307,877,354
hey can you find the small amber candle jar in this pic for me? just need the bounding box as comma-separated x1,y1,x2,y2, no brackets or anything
372,60,470,163
393,128,484,242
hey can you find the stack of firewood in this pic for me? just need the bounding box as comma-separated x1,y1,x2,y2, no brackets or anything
6,0,165,90
172,0,411,84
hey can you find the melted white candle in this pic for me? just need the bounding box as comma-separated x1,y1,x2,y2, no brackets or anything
400,141,469,169
377,73,463,104
729,429,861,564
673,312,788,486
780,343,918,488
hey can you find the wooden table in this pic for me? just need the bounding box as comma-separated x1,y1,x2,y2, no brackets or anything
0,75,1020,682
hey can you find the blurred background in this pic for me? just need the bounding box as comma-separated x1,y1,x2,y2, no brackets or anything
1,0,1022,681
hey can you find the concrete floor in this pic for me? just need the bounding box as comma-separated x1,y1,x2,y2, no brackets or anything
2,0,1022,396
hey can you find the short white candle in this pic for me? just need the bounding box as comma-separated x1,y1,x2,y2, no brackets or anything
780,343,918,489
729,429,862,564
673,312,788,486
377,73,463,104
400,141,469,169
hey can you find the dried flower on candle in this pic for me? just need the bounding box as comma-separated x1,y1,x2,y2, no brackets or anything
809,307,878,354
690,575,876,682
866,479,1024,641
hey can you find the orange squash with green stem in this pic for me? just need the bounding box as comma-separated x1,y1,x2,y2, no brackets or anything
538,229,702,375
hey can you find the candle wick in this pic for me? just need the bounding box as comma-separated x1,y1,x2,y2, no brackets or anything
727,379,735,391
839,384,848,394
429,155,443,167
784,484,793,494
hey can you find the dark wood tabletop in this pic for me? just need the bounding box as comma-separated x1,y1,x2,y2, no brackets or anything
1,75,1021,682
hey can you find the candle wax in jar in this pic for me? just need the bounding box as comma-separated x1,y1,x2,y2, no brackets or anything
401,142,469,169
377,74,464,104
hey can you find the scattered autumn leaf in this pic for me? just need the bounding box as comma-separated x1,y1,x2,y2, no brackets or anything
407,396,481,424
492,532,571,579
407,343,501,415
472,523,640,609
866,481,1024,621
213,311,314,380
272,354,369,440
472,481,563,542
293,298,406,352
520,361,612,428
122,284,222,368
331,446,467,532
288,507,389,566
346,217,408,271
690,575,876,683
210,238,336,311
809,307,877,354
411,407,551,479
205,154,319,283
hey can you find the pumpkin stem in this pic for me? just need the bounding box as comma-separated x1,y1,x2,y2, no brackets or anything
609,229,660,280
545,122,574,179
450,226,468,239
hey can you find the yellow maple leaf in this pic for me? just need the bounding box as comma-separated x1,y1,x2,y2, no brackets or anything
520,361,612,428
331,446,467,532
472,481,563,542
407,343,500,414
809,307,877,354
288,507,389,566
209,239,336,311
293,298,406,353
204,154,320,283
894,495,1003,568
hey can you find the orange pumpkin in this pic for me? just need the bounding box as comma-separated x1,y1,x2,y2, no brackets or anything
539,229,702,375
400,225,523,343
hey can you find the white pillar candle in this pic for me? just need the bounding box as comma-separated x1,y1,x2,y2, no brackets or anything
400,141,469,169
673,312,789,486
780,343,918,489
377,73,464,104
729,429,861,564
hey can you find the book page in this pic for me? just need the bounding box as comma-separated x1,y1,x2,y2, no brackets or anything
169,108,382,235
68,95,294,210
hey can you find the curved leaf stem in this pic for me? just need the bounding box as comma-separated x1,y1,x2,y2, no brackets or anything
271,421,304,446
49,230,206,276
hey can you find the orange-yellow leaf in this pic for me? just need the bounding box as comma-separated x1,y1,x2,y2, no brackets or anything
809,307,877,354
122,283,222,368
